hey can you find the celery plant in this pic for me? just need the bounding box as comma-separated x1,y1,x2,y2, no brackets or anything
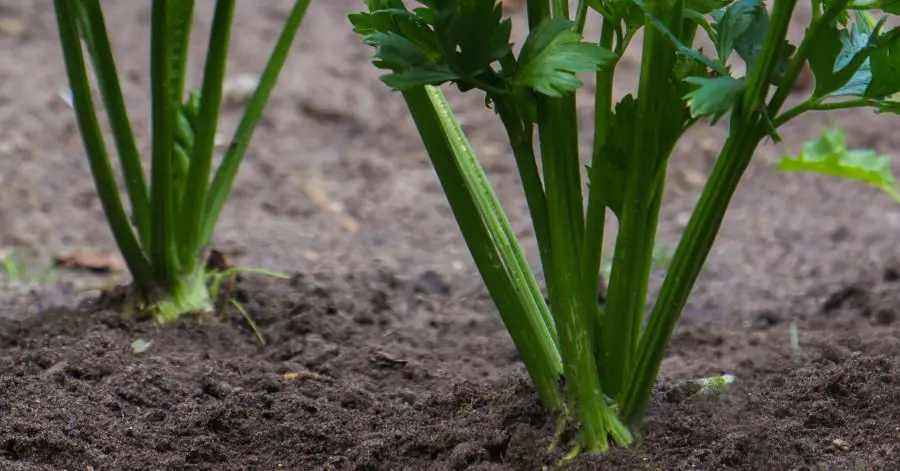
350,0,900,456
53,0,309,322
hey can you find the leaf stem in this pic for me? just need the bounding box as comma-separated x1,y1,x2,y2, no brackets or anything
404,85,565,411
582,20,617,345
600,0,682,400
492,94,559,345
180,0,235,273
74,0,152,250
149,0,179,291
575,0,589,34
52,0,153,287
622,121,764,423
774,98,874,128
551,0,569,18
204,0,310,245
766,0,851,117
622,0,800,424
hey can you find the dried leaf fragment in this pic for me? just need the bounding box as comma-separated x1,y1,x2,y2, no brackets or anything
283,370,325,381
56,249,127,273
369,349,408,367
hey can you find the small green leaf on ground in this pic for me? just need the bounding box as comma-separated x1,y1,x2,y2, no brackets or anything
131,339,153,354
695,374,735,398
514,19,616,97
777,128,900,203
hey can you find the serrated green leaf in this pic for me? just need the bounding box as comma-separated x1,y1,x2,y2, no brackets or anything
710,0,795,84
431,0,512,77
684,75,746,124
716,0,765,60
777,128,900,203
514,19,617,97
830,15,882,97
866,30,900,98
807,23,848,97
350,8,438,55
362,31,459,89
732,2,768,69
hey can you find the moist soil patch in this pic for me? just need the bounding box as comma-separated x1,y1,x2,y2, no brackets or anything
2,265,899,471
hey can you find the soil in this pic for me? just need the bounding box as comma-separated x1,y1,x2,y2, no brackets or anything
1,1,900,470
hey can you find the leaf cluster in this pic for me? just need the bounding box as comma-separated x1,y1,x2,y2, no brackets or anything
349,0,616,98
636,0,900,125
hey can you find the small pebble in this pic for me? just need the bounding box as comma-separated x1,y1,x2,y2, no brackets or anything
832,438,851,452
415,270,450,296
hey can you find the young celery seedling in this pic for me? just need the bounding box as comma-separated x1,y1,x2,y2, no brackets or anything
350,0,900,456
53,0,310,323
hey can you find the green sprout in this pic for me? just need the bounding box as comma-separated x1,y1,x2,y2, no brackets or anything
778,128,900,203
52,0,310,323
0,250,57,285
349,0,900,457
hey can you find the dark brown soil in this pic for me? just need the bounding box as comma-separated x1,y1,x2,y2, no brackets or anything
2,0,900,470
2,265,899,470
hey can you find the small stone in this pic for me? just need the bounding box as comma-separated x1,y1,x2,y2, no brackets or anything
201,375,233,399
753,310,782,327
415,270,450,296
832,438,851,452
0,18,24,37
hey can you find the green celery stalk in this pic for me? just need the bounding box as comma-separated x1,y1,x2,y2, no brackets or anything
581,19,616,349
622,0,800,423
203,0,311,246
52,0,153,287
600,0,683,401
403,85,565,412
73,0,152,250
179,0,235,273
149,0,180,293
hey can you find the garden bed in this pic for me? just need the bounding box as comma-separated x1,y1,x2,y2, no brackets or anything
1,267,899,470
